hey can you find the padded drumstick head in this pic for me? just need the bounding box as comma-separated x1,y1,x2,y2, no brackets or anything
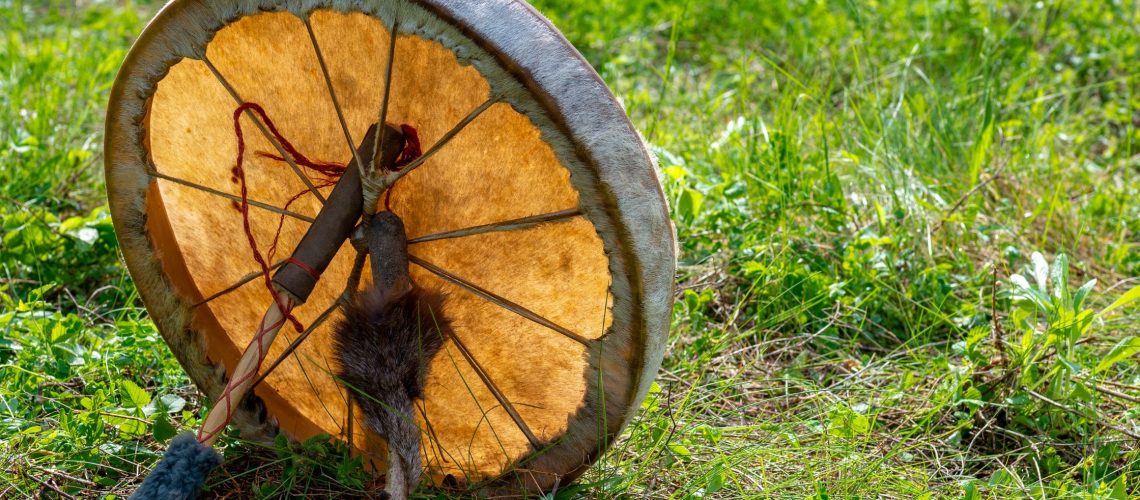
129,432,222,500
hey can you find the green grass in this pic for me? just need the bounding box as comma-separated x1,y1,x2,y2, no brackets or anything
2,0,1139,497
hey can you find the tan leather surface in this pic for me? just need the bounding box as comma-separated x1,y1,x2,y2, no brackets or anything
146,10,611,479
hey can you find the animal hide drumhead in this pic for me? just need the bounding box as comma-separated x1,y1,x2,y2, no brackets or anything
106,0,675,493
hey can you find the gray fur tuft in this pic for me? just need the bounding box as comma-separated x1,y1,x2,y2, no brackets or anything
333,284,449,496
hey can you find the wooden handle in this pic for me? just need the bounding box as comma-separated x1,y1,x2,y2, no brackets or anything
272,124,404,302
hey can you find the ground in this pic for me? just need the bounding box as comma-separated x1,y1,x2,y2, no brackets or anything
1,0,1138,498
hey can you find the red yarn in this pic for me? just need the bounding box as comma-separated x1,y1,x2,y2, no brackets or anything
383,124,422,212
394,123,422,169
236,102,347,178
285,257,322,281
231,103,307,332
